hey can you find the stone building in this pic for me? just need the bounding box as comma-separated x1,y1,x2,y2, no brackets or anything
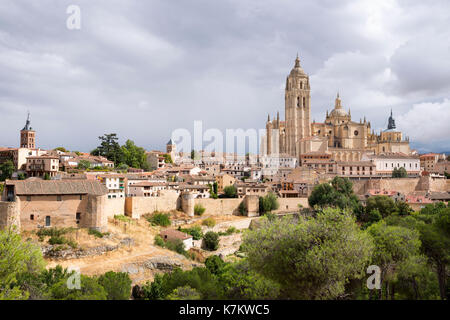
20,113,36,149
263,55,412,161
0,180,109,231
26,155,60,178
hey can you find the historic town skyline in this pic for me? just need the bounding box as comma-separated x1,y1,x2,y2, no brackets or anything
1,0,449,153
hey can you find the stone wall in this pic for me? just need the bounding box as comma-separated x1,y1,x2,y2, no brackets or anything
125,190,180,219
0,199,20,230
19,194,87,231
103,197,126,218
273,197,309,213
194,198,243,216
351,177,449,196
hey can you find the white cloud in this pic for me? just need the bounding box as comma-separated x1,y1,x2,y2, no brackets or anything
397,99,450,146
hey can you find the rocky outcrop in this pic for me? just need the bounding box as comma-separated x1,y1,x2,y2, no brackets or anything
42,237,134,260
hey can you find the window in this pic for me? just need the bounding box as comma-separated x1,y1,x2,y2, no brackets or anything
27,196,31,201
80,195,83,200
45,216,51,227
354,130,359,136
57,195,62,201
303,97,306,107
76,213,81,224
30,214,34,220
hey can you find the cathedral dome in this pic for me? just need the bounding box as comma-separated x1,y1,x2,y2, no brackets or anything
330,108,348,117
329,93,348,117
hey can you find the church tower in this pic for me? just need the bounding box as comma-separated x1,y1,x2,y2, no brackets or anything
285,54,311,158
20,112,36,149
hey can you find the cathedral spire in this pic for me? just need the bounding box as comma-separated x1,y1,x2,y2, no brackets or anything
295,53,300,68
22,111,31,131
267,114,270,122
387,109,396,130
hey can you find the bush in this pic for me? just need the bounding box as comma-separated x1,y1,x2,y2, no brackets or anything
88,229,109,238
37,227,73,238
154,235,165,247
205,255,225,275
203,231,219,251
179,226,203,240
223,185,237,198
114,215,131,223
165,239,186,255
147,212,171,227
194,204,206,216
202,217,216,228
48,236,65,245
98,271,132,300
238,202,247,215
259,192,279,214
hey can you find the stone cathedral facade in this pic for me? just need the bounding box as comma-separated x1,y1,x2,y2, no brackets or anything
262,55,411,162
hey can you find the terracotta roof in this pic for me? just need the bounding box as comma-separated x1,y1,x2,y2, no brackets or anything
160,229,191,240
6,180,108,196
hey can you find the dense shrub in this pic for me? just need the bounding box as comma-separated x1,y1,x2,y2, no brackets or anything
179,226,203,240
223,185,237,198
164,239,186,255
154,235,165,247
202,217,216,228
259,192,279,214
88,228,109,238
194,204,206,216
98,271,132,300
147,212,171,227
203,231,219,251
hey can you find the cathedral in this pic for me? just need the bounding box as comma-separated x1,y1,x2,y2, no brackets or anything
263,55,411,162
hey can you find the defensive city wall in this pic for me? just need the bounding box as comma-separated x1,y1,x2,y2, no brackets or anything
351,176,449,195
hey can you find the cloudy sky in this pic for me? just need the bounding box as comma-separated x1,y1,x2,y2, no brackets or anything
0,0,449,153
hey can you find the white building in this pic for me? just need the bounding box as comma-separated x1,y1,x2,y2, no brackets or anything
362,153,421,176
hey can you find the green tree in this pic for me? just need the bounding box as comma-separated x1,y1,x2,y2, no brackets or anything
219,260,281,300
0,160,14,181
53,147,68,153
259,192,279,214
163,154,173,164
205,255,225,276
367,221,422,300
308,176,359,211
223,185,237,198
98,271,132,300
120,139,147,169
392,167,408,178
366,195,397,218
92,133,122,165
77,160,91,170
203,231,220,251
43,173,51,180
0,227,45,300
242,209,374,299
49,275,107,300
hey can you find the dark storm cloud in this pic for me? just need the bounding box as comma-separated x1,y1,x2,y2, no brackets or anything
0,0,449,153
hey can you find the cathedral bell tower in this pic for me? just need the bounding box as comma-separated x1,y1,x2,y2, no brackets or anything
285,54,311,158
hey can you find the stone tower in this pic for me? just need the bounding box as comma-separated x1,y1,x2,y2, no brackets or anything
20,112,36,149
166,139,176,154
285,54,311,158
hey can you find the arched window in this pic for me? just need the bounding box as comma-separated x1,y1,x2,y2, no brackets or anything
303,97,306,108
300,82,303,89
297,97,300,107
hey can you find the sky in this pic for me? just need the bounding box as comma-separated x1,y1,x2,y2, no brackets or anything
0,0,449,154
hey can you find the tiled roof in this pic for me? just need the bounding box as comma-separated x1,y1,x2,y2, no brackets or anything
6,180,108,196
160,229,191,240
